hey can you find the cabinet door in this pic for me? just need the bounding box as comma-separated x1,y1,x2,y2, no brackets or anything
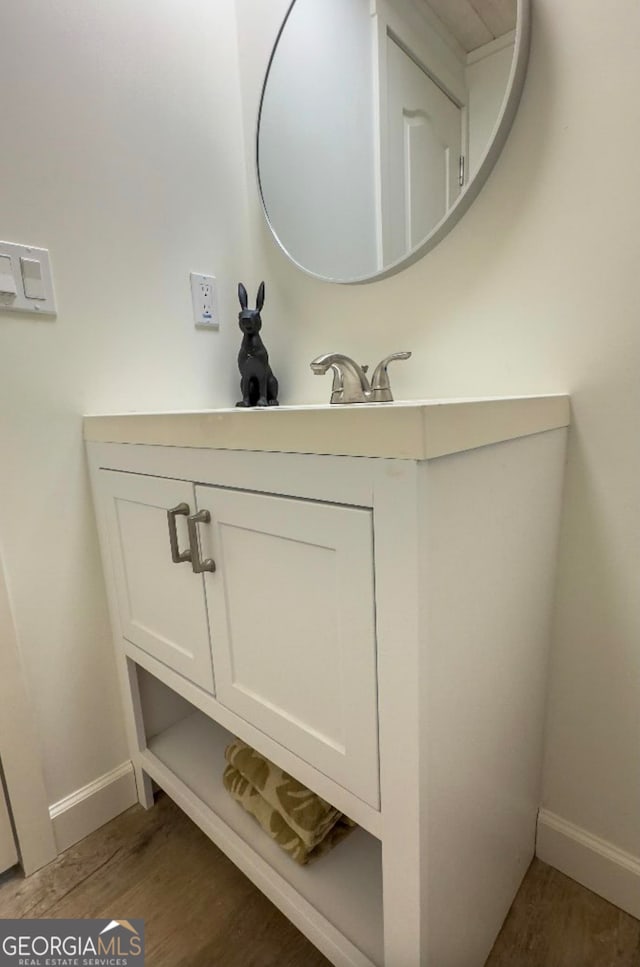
100,471,214,693
195,485,380,808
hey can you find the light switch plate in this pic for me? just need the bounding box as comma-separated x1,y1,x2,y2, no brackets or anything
0,241,56,315
190,273,219,329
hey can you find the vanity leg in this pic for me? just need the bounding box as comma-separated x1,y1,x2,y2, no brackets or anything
123,657,155,809
373,461,424,965
134,767,154,810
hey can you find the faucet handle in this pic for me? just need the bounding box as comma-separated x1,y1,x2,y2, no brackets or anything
370,352,412,402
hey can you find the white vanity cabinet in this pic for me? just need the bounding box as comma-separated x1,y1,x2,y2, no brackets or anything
85,396,570,967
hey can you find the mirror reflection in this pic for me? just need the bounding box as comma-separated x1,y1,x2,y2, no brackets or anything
258,0,520,282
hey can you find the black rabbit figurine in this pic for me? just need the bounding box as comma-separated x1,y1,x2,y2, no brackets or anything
236,281,279,407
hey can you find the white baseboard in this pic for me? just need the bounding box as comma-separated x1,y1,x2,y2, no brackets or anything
49,761,138,854
537,809,640,920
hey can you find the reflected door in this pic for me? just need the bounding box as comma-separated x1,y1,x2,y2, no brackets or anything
385,35,463,264
0,777,17,873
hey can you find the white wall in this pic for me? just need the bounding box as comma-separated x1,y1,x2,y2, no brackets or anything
0,0,249,806
236,0,640,894
258,0,377,280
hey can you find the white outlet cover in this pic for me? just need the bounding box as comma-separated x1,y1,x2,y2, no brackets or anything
190,272,219,329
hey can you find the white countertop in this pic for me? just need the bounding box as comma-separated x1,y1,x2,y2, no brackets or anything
83,395,570,460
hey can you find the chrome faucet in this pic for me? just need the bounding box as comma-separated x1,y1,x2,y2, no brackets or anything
310,351,411,404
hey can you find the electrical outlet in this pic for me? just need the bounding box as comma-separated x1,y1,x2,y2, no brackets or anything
190,273,219,329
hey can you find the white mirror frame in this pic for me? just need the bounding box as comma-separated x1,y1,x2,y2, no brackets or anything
257,0,531,285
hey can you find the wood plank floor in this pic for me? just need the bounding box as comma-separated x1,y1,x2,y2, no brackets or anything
0,793,638,966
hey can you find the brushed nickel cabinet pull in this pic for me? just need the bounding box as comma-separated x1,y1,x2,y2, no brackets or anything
167,503,192,564
187,510,216,573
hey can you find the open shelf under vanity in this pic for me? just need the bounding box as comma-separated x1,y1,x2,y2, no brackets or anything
136,666,384,967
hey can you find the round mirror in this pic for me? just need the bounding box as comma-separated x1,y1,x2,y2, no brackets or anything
257,0,530,283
